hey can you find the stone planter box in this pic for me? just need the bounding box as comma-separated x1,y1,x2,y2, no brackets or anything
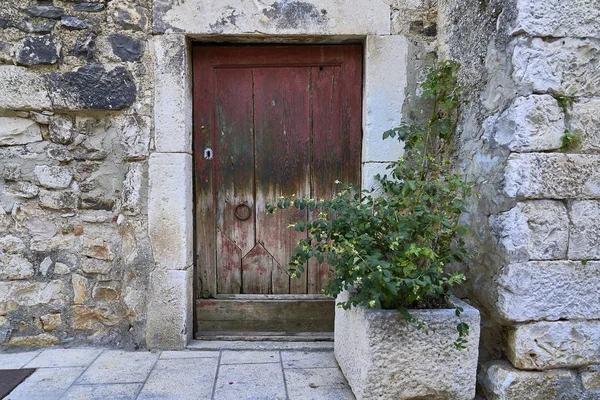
334,291,480,400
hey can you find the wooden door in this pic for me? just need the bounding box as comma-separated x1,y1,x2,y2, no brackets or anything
193,45,362,338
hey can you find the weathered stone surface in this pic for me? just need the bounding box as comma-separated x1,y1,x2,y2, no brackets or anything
0,117,42,146
25,5,64,19
40,313,61,332
108,34,145,61
35,166,73,189
146,268,193,350
571,98,600,153
39,190,79,210
113,3,149,32
513,0,600,39
496,261,600,322
480,361,585,400
74,33,96,60
61,16,88,30
8,333,58,348
122,162,143,214
79,196,115,211
153,34,191,153
82,237,114,261
0,235,25,253
53,262,70,275
6,182,39,198
72,302,127,331
513,37,600,97
492,95,564,152
48,65,136,111
30,234,78,253
0,254,34,280
148,153,193,270
49,115,74,145
72,274,89,304
490,201,568,262
46,145,74,162
121,115,150,160
0,66,52,110
152,0,390,35
569,200,600,259
39,256,52,276
0,280,65,307
504,153,600,199
93,281,119,301
581,365,600,391
335,292,480,400
508,320,600,370
17,35,60,66
363,35,407,163
81,258,112,275
2,164,21,181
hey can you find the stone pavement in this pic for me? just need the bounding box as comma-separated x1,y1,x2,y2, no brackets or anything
0,342,355,400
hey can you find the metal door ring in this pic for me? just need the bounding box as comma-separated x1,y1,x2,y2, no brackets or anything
235,204,251,220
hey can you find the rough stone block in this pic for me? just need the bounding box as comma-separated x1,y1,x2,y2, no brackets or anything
49,115,74,145
490,200,568,262
0,66,52,110
8,333,58,348
16,35,60,66
48,64,136,110
121,114,150,160
335,291,480,400
492,95,564,152
152,34,192,153
504,153,600,199
34,165,73,189
146,268,193,350
571,98,600,153
0,280,65,307
363,35,407,162
581,365,600,391
39,190,78,210
513,37,600,97
513,0,600,39
0,117,42,146
148,153,193,270
152,0,391,35
121,162,144,214
0,254,34,280
108,34,145,62
508,320,600,370
480,361,584,400
496,261,600,322
112,3,150,32
569,200,600,260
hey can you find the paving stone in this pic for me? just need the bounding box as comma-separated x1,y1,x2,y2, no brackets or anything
214,363,286,400
25,348,102,368
284,367,355,400
281,351,339,369
221,350,279,364
7,366,86,400
159,350,219,359
62,383,142,400
0,350,41,369
76,350,158,384
137,357,218,400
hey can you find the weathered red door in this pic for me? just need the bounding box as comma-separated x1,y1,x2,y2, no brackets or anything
193,45,362,337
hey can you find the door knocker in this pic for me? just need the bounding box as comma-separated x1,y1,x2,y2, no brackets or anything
235,203,251,220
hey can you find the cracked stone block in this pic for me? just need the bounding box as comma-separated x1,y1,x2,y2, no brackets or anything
490,200,568,262
492,95,564,152
508,320,600,370
513,37,600,97
0,117,42,146
496,261,600,322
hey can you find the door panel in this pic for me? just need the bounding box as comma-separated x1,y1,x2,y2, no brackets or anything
193,44,362,335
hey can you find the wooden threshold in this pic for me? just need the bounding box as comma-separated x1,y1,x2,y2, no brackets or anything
194,332,334,342
196,297,335,334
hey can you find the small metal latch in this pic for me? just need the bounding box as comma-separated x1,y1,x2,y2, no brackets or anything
204,148,213,160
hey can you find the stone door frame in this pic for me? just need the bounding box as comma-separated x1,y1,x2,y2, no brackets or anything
146,6,409,350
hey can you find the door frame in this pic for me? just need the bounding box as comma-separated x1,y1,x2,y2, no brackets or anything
146,34,409,350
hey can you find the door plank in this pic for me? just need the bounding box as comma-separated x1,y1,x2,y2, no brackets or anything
216,229,242,294
254,67,311,295
241,243,273,294
193,49,217,298
196,298,335,333
215,68,255,261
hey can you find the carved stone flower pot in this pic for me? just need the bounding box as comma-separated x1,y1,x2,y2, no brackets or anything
334,291,480,400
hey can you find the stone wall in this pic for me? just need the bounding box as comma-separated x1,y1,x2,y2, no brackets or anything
0,0,153,349
438,0,600,398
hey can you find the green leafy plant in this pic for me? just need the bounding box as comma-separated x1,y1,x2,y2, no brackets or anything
267,60,473,349
560,129,580,153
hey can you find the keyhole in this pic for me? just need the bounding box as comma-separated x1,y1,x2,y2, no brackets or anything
319,66,324,71
204,148,213,160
